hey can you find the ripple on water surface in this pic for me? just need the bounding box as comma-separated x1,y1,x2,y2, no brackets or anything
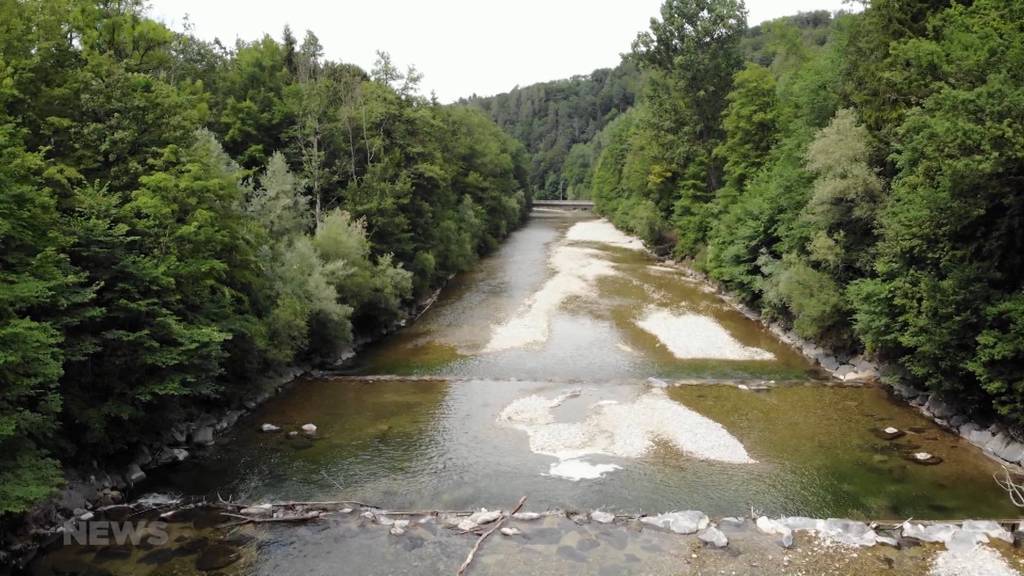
152,377,1017,521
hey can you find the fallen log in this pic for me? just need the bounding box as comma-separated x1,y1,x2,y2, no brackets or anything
456,496,527,576
217,511,321,529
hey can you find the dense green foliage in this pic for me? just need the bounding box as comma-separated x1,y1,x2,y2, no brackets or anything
589,0,1024,425
464,63,641,199
0,0,527,514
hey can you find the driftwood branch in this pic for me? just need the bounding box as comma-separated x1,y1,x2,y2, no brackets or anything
217,511,321,528
456,496,527,576
994,465,1024,507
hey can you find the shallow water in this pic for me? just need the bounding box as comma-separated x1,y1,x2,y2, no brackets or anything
34,211,1021,575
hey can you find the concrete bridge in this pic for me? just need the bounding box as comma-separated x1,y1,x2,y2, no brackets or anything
532,199,595,211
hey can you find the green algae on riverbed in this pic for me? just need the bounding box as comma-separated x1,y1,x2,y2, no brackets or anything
39,212,1024,576
144,377,1018,521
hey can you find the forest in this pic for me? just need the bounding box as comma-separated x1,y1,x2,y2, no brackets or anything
470,0,1024,444
582,0,1024,439
3,0,1024,531
0,0,528,515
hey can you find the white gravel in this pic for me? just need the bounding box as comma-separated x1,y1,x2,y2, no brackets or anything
498,388,756,474
636,308,774,361
547,459,622,481
564,219,645,250
930,545,1019,576
484,245,617,352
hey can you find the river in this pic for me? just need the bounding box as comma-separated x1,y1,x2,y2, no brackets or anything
31,210,1020,575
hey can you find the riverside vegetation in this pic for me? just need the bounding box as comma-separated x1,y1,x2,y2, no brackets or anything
0,0,528,521
3,0,1024,562
472,1,1024,444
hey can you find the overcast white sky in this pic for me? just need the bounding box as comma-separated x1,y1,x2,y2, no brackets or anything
149,0,853,102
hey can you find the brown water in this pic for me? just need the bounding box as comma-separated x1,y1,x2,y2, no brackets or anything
32,211,1020,575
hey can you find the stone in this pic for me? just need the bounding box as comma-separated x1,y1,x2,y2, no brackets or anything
822,519,877,547
925,394,957,420
468,509,502,525
191,426,214,446
782,517,823,532
260,423,281,433
844,370,879,383
500,527,522,536
217,410,242,431
457,519,478,531
301,423,317,434
834,365,856,379
640,511,709,535
125,463,146,485
818,355,840,372
168,426,188,445
889,382,919,399
876,427,905,441
590,510,615,524
985,432,1013,455
902,522,958,543
948,414,968,429
557,545,587,563
962,424,994,447
961,520,1013,544
389,519,409,535
134,445,153,469
155,447,189,465
512,512,541,521
991,437,1024,464
698,526,728,548
909,452,943,465
781,531,795,548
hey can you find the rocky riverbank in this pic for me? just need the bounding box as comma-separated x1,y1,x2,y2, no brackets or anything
658,257,1024,477
29,498,1024,576
1,280,452,570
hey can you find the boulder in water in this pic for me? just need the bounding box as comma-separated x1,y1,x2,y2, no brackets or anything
876,426,905,440
301,423,317,434
908,452,943,465
590,510,615,524
260,423,280,433
640,511,709,534
512,512,541,521
468,509,502,525
698,526,728,548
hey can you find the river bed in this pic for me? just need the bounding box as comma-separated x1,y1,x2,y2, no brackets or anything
31,211,1022,575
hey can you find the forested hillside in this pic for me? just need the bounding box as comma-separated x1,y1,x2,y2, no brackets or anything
464,63,641,200
0,0,527,515
588,0,1024,426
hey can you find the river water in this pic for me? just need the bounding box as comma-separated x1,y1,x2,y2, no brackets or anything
31,211,1021,575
